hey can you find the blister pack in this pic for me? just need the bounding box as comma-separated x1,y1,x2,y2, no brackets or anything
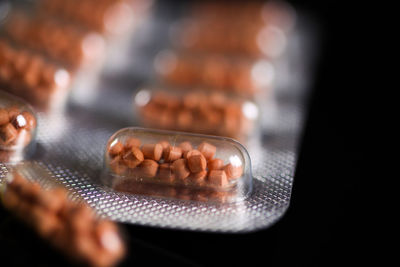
0,0,315,233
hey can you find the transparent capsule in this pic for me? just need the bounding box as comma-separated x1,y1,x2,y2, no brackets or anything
3,10,105,71
169,1,294,58
189,1,296,31
103,127,252,203
171,20,286,59
133,87,259,141
0,91,37,163
154,50,275,97
0,38,71,111
37,0,151,36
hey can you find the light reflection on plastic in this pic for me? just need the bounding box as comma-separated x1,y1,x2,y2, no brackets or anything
109,139,118,149
257,26,286,57
134,90,151,107
55,69,70,88
242,101,259,120
229,155,242,167
251,60,275,88
15,114,27,128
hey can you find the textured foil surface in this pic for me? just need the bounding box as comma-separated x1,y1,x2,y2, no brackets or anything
0,3,314,233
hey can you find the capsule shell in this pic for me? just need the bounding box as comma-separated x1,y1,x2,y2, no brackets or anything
0,91,37,163
109,141,124,157
103,127,252,203
0,39,71,111
154,51,274,96
134,87,259,141
4,11,106,70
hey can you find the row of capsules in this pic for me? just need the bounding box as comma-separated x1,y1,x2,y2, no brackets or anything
0,0,153,111
0,1,152,265
106,1,296,202
0,0,153,161
133,0,296,140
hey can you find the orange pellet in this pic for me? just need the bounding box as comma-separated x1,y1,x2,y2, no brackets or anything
7,106,20,121
164,146,183,162
172,158,190,180
184,149,202,160
158,140,170,159
198,142,216,160
224,163,243,179
141,143,163,161
0,123,18,145
208,170,228,187
178,141,192,156
122,147,144,168
208,158,224,170
0,108,8,125
187,153,207,173
138,159,159,178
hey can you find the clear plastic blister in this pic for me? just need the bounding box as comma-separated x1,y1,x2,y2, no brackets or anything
0,38,71,111
1,9,105,71
133,86,259,141
102,127,252,203
169,1,295,58
154,49,275,97
0,91,37,163
37,0,138,36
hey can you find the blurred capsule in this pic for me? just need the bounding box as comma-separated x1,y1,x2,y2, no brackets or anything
0,91,37,163
154,50,274,96
134,87,259,141
0,39,71,111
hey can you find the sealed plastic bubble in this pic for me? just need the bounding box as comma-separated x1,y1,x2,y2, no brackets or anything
0,171,126,267
102,127,252,203
133,87,259,141
188,0,295,32
154,50,275,97
0,38,71,111
171,20,287,59
0,91,37,163
170,1,295,58
37,0,149,36
3,10,105,70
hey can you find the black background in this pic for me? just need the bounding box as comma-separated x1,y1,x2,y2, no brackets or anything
0,0,374,266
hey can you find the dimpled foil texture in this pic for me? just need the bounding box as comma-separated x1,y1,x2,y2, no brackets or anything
0,2,315,232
